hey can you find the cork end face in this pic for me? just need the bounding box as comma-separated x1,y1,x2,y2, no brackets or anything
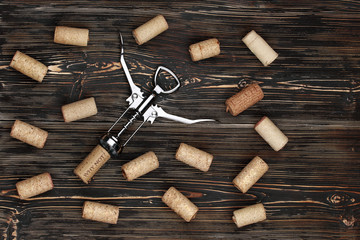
9,51,21,68
254,116,268,129
214,38,221,56
261,205,267,220
74,168,90,184
242,30,258,45
121,167,130,181
203,155,213,172
162,186,176,202
174,144,183,160
188,46,198,62
85,29,90,46
10,120,19,138
81,201,88,219
161,187,170,203
232,215,239,227
34,63,48,83
61,105,70,123
262,52,279,67
15,182,25,200
44,172,54,190
157,15,169,30
132,30,142,45
148,151,160,168
273,136,289,152
232,178,247,194
168,186,176,193
38,132,49,149
225,101,237,116
36,76,44,83
252,83,264,100
255,156,269,172
187,208,199,222
89,97,98,115
53,26,60,44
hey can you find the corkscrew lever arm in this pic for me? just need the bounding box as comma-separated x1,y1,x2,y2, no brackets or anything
142,105,215,125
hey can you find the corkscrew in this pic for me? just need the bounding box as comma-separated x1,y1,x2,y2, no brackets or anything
99,33,214,157
74,33,214,183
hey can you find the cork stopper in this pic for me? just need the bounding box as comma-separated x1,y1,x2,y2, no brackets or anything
54,26,89,46
189,38,220,62
132,15,168,45
255,116,288,151
162,187,198,222
232,203,267,228
10,120,48,149
242,30,278,66
16,172,53,199
10,51,48,82
175,143,213,172
82,201,119,224
233,156,269,193
74,145,111,184
61,97,98,123
122,151,159,181
225,83,264,116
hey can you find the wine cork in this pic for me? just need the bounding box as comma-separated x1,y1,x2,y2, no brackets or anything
242,30,278,66
62,97,97,123
132,15,168,45
175,143,213,172
232,203,266,228
10,51,48,83
122,151,159,181
233,156,269,193
189,38,220,62
74,145,111,184
162,187,198,222
255,116,288,151
54,26,89,46
10,120,48,149
16,172,53,199
225,83,264,116
82,201,119,224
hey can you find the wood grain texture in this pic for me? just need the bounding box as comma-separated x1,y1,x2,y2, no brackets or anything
0,0,359,239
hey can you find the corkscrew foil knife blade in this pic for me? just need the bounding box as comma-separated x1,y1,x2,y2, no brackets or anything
100,33,215,157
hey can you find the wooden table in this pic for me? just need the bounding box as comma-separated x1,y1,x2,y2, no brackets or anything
0,1,359,239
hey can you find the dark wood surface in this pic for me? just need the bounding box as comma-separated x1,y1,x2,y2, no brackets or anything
0,0,359,239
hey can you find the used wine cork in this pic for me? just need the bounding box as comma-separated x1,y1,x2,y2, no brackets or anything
122,151,159,181
54,26,89,46
82,201,119,224
189,38,220,62
162,187,198,222
242,30,278,66
62,97,97,123
225,83,264,116
233,156,269,193
74,145,111,184
232,203,266,228
255,116,288,151
16,172,53,199
10,51,48,83
10,120,48,149
175,143,213,172
132,15,168,45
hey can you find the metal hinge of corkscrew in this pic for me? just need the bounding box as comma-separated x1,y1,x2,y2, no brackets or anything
74,33,215,184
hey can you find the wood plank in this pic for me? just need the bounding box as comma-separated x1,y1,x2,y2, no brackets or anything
0,0,359,239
